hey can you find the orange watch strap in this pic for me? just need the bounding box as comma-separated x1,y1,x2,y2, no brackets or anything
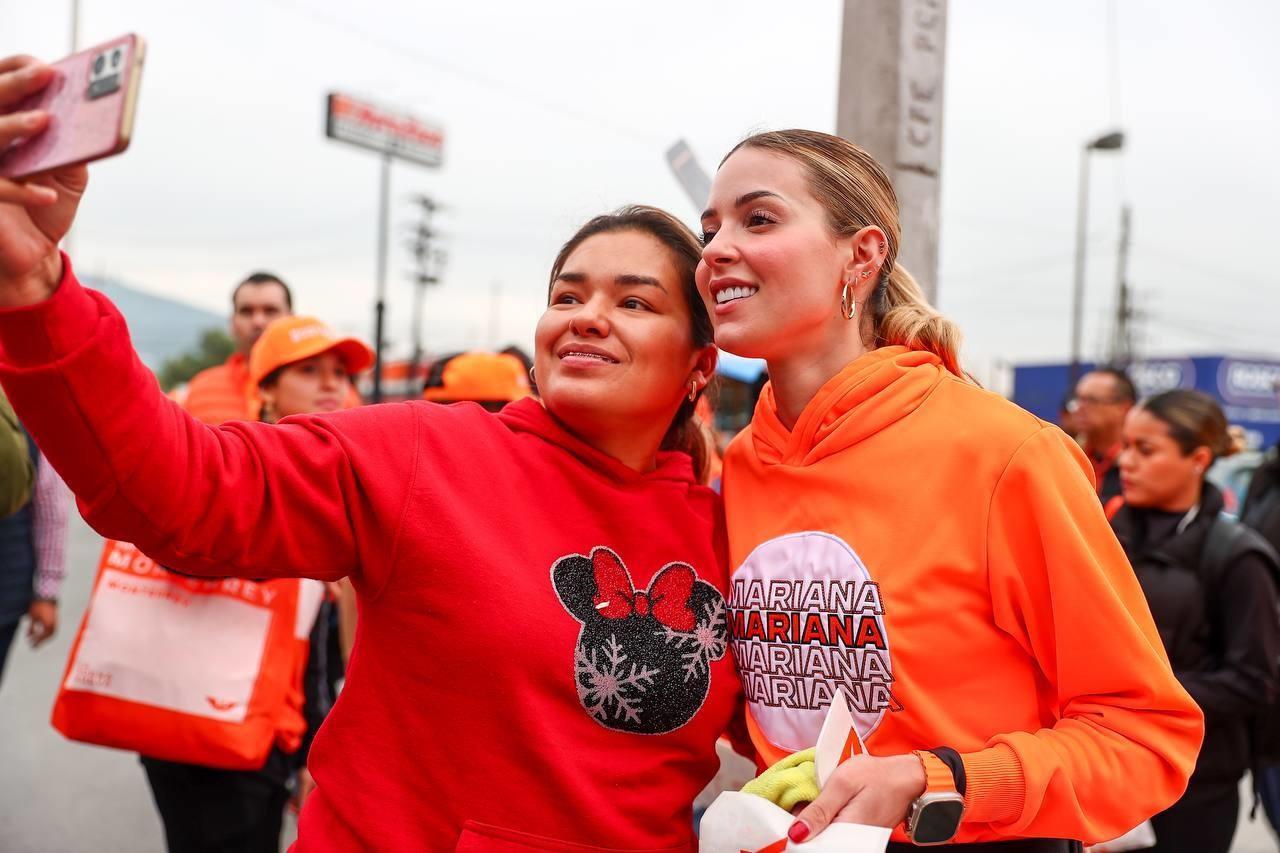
914,750,958,794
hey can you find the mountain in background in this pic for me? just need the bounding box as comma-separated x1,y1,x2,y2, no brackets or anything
80,275,225,370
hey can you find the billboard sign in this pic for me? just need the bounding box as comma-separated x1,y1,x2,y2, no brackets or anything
1129,358,1196,398
325,93,443,168
1013,354,1280,450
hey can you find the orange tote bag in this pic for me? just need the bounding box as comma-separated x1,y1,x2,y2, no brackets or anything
52,539,325,770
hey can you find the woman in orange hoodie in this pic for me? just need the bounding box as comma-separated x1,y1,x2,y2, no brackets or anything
697,129,1204,851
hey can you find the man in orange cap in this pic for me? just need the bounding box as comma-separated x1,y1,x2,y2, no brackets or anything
422,351,532,412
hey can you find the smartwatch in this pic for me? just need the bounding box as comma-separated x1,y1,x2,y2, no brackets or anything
906,748,966,846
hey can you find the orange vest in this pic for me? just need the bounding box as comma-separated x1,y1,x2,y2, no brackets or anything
183,354,256,424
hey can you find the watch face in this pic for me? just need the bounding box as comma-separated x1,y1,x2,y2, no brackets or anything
915,798,965,844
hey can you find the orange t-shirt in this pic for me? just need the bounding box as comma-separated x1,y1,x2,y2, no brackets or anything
722,346,1203,844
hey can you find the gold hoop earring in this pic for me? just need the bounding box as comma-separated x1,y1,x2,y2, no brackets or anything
841,281,857,320
528,365,536,384
688,380,699,403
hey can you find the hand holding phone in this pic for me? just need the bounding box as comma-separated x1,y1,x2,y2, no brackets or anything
0,36,145,303
0,34,145,180
0,56,86,303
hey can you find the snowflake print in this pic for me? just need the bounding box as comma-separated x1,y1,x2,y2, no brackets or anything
552,548,729,734
655,598,728,683
574,634,660,725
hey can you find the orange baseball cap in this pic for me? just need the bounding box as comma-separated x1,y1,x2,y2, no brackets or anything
422,351,532,404
249,316,375,387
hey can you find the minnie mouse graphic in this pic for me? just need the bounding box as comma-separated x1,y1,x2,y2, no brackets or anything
552,546,728,735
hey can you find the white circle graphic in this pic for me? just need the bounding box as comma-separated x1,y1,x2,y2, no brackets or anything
729,531,893,752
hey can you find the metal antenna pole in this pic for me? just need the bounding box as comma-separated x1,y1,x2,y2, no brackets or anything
371,153,391,403
406,196,438,395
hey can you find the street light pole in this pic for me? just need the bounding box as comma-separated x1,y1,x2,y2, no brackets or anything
1069,146,1092,388
1068,130,1124,388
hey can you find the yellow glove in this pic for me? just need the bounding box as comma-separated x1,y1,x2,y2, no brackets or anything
741,747,819,812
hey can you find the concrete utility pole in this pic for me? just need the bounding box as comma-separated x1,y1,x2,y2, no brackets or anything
836,0,948,304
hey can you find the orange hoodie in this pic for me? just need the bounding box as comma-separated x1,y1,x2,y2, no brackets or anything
722,346,1203,844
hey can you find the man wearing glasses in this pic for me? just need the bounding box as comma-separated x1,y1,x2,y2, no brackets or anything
1072,368,1137,503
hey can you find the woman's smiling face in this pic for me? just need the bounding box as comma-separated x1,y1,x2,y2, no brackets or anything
696,147,853,361
534,229,705,439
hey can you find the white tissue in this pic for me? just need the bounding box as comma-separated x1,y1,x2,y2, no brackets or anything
699,791,891,853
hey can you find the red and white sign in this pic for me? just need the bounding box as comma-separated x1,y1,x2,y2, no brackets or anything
326,92,444,168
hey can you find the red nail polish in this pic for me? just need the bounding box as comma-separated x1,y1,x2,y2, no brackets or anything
788,821,810,843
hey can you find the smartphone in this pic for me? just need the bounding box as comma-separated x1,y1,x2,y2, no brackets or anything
0,33,146,180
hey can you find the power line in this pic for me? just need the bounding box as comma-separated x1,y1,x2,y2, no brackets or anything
1133,240,1274,292
1106,0,1123,127
1104,0,1127,200
1145,310,1278,347
259,0,664,148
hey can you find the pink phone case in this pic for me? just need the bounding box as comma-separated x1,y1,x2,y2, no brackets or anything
0,33,145,179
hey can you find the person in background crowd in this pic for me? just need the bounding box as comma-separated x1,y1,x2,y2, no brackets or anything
0,75,743,851
138,316,372,853
422,350,533,411
698,129,1201,850
1057,393,1080,440
0,426,71,685
1073,367,1137,502
1239,378,1280,842
179,272,293,425
257,315,373,698
0,387,33,517
1109,389,1280,853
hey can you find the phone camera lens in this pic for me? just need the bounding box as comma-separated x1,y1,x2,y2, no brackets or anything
93,55,105,74
111,49,122,67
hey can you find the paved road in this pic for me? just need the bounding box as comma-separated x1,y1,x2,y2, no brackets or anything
1,515,1275,851
0,514,299,852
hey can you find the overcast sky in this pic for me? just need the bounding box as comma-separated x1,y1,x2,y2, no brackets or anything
3,1,1277,384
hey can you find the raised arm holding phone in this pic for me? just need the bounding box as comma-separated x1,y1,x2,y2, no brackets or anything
0,51,751,853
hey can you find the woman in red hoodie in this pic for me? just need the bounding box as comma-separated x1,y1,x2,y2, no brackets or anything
0,56,740,851
697,130,1204,851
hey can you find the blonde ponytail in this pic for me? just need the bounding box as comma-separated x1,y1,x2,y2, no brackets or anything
873,264,963,377
725,129,965,377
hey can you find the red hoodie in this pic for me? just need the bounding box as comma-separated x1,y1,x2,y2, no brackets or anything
0,259,740,852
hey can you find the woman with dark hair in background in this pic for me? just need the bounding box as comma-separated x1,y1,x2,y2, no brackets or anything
1110,389,1280,853
0,55,744,851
